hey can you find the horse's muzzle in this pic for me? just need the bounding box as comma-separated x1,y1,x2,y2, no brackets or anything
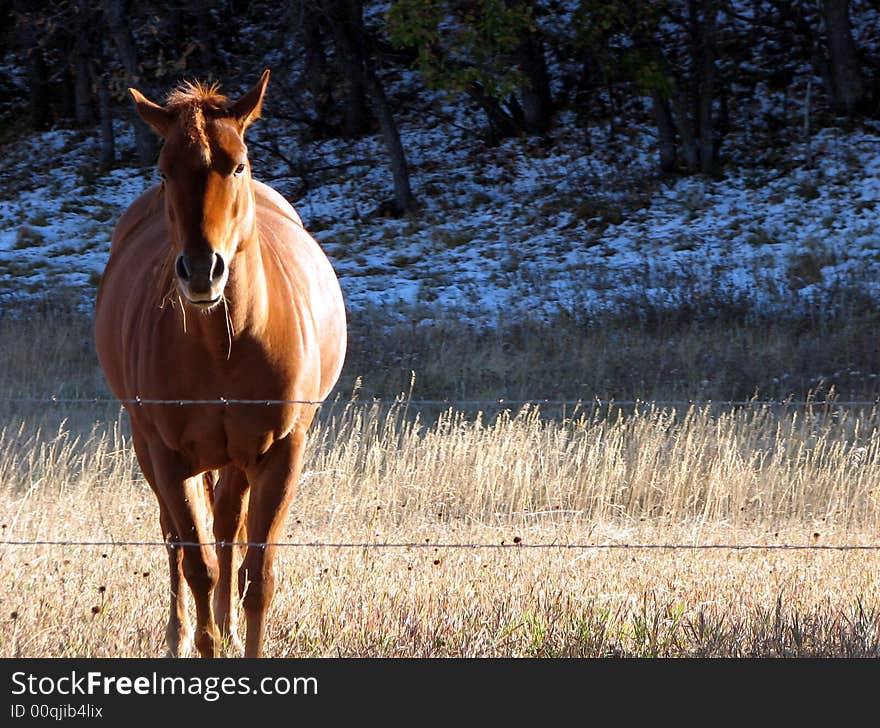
176,251,227,306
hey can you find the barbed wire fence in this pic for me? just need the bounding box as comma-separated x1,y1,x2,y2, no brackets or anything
1,539,879,551
3,394,880,407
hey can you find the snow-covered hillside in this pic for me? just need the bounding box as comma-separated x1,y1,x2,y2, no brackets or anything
2,75,880,326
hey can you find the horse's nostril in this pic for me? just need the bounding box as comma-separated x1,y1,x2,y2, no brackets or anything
176,254,191,281
211,253,225,283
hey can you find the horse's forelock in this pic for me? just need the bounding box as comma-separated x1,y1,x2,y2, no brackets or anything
165,80,228,108
164,82,231,165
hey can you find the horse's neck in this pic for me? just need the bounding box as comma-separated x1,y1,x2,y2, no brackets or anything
222,234,270,336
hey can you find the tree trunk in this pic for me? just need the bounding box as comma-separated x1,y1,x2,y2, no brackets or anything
16,10,51,130
365,66,416,214
73,54,94,126
324,0,415,212
575,49,604,128
164,0,185,52
325,0,371,137
671,85,699,172
294,0,335,136
466,82,519,145
188,0,216,75
27,47,51,129
514,29,553,134
717,75,730,140
103,0,157,163
822,0,864,116
698,0,717,175
97,75,116,169
73,0,96,127
652,90,677,173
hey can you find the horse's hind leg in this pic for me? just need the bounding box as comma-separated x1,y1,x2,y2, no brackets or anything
212,465,249,655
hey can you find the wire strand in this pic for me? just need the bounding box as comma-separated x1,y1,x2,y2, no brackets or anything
0,539,878,551
1,396,878,408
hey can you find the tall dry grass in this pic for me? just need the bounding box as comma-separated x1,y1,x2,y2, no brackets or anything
1,398,879,657
1,305,879,656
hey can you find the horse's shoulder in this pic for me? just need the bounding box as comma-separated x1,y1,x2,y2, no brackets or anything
111,185,165,253
253,180,323,264
253,180,303,228
251,181,340,307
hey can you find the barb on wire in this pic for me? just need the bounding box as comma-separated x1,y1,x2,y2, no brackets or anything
0,539,878,551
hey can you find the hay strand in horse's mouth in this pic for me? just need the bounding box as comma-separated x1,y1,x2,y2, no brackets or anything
222,295,234,360
177,294,187,334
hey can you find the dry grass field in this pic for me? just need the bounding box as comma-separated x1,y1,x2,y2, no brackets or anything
2,397,880,657
0,310,879,657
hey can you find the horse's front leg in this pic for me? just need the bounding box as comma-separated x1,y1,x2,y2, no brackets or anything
159,507,194,657
131,429,193,657
145,439,222,658
212,465,249,655
240,425,309,657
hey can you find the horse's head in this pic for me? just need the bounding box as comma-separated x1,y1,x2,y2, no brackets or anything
129,70,270,308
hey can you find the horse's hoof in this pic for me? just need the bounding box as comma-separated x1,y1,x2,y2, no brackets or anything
165,629,193,658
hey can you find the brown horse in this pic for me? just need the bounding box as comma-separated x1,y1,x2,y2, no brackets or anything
94,70,347,658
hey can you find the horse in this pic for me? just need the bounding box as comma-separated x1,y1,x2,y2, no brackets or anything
94,69,347,658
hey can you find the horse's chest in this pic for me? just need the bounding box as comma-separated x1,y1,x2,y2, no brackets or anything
176,408,285,471
139,401,294,473
134,337,303,472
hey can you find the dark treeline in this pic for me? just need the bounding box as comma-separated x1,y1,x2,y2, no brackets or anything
2,0,879,212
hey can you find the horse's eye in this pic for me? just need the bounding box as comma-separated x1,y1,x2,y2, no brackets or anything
158,170,167,181
233,163,246,177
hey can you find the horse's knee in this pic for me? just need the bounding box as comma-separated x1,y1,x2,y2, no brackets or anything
182,548,219,594
238,562,275,613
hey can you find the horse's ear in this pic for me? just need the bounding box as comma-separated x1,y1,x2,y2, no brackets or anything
129,88,173,137
229,69,270,132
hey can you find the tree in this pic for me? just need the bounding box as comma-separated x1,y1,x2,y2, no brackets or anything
322,0,417,213
291,0,337,137
821,0,865,116
696,0,718,176
648,0,721,176
509,0,553,133
387,0,554,144
103,0,157,164
574,0,722,176
12,3,52,130
189,0,218,75
71,0,97,127
96,73,116,169
324,0,374,137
